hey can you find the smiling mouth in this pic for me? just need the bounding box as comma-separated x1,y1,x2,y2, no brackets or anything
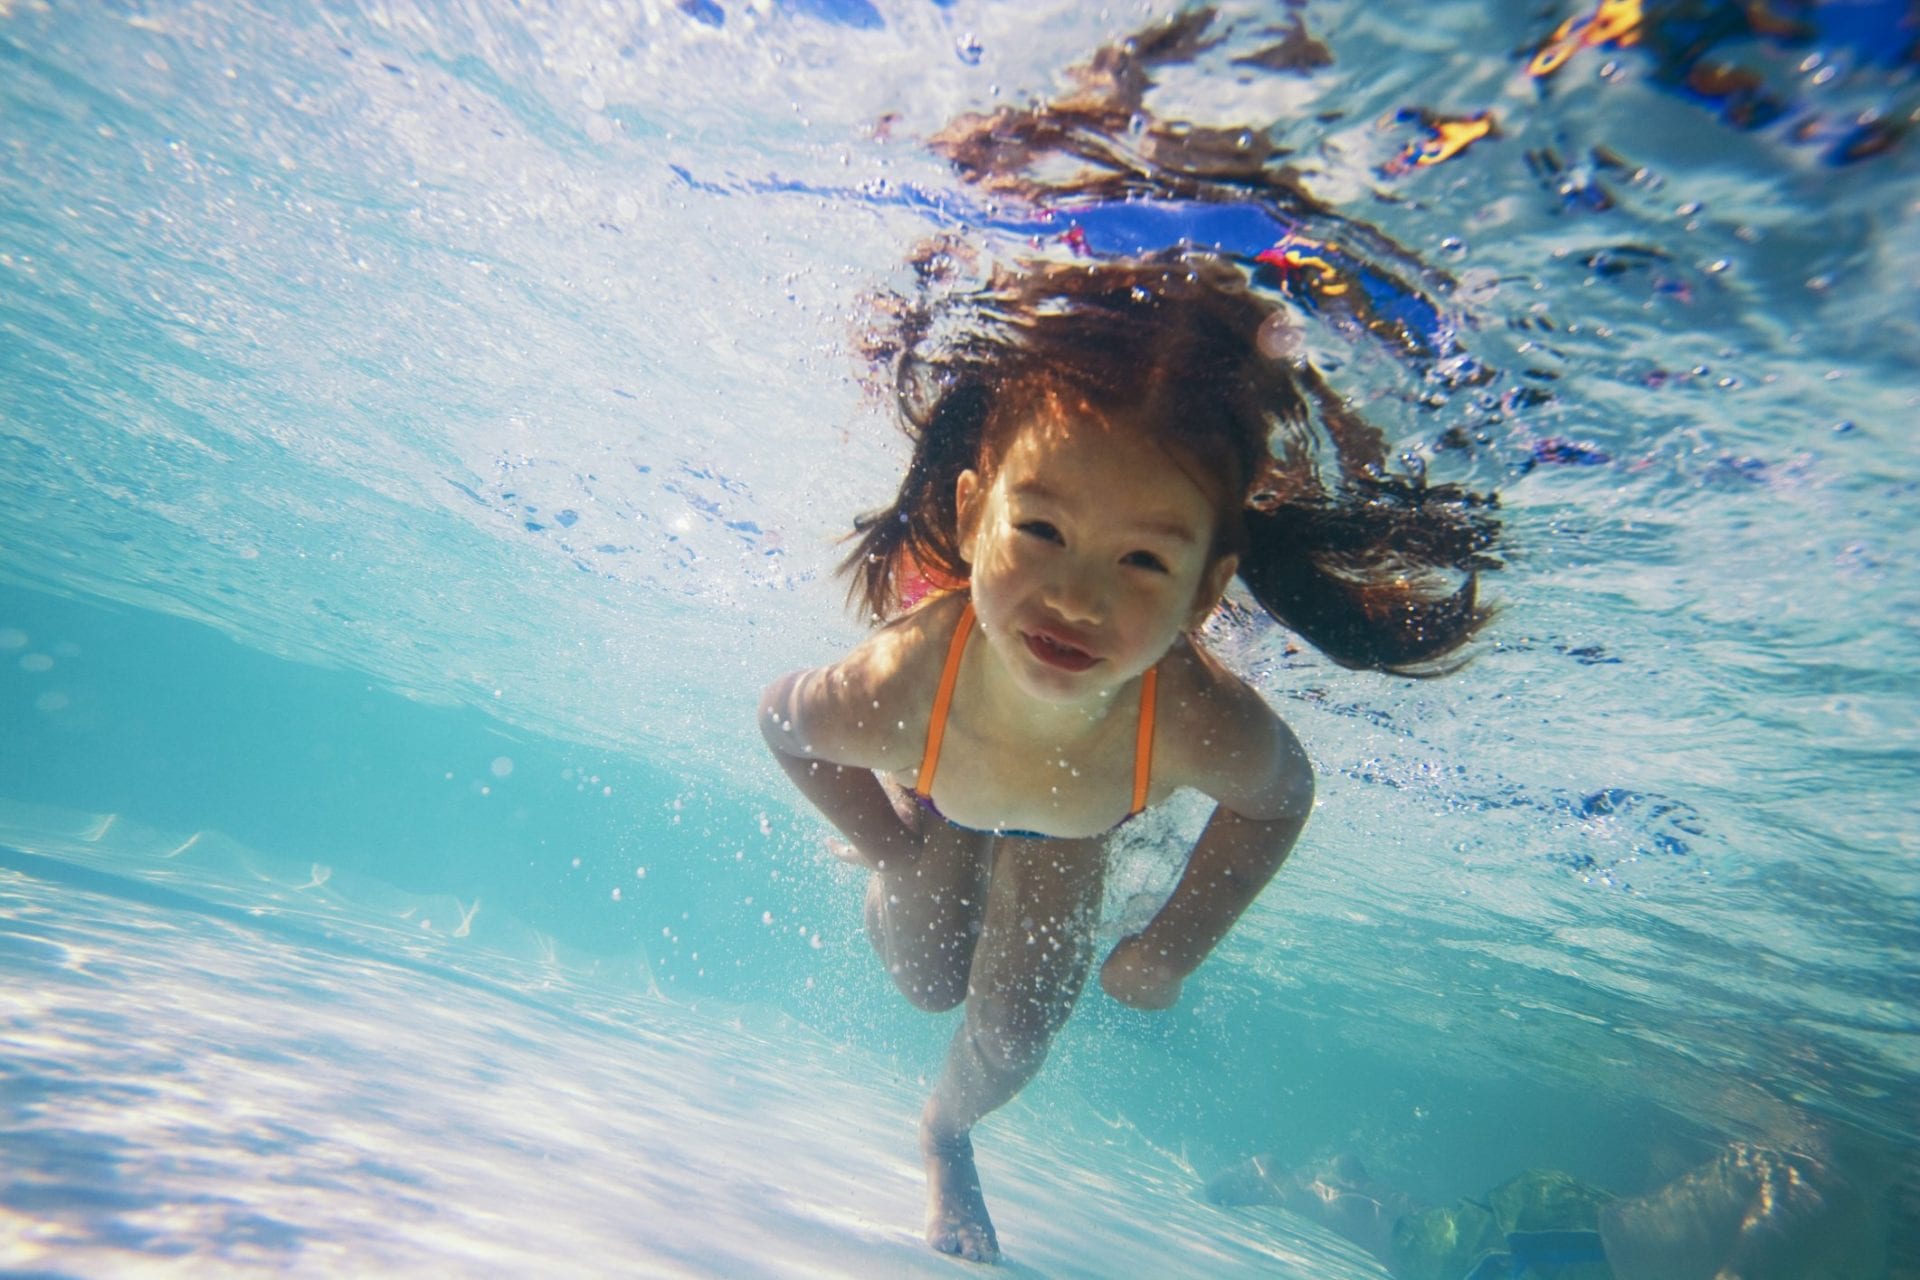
1025,631,1098,672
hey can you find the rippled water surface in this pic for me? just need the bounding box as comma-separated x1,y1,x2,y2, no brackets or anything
3,1,1916,1275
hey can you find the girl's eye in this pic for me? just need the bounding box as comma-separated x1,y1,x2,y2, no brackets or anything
1123,550,1169,573
1016,521,1062,544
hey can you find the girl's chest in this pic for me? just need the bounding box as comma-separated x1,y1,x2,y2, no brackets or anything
902,704,1147,840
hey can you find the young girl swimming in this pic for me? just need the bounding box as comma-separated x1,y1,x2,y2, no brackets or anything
760,251,1494,1263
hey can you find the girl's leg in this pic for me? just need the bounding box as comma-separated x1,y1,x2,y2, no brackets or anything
919,835,1108,1262
863,789,995,1012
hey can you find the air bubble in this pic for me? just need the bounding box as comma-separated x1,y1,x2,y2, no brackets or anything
1255,311,1299,360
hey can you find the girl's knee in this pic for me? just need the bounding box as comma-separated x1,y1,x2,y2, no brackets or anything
872,884,978,1004
898,970,968,1013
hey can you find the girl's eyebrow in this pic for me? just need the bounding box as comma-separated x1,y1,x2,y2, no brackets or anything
1010,479,1199,545
1131,517,1200,545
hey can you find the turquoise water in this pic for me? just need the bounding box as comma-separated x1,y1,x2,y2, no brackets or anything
3,1,1916,1275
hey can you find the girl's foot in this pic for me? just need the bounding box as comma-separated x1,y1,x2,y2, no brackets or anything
920,1117,1000,1264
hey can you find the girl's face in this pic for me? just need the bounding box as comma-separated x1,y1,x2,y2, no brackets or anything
956,409,1238,706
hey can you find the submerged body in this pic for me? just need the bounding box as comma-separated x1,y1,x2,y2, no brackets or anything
762,410,1313,1260
758,232,1494,1262
1207,1143,1888,1280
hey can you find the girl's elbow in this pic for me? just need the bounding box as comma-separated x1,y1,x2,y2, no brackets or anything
1290,763,1315,819
1248,754,1312,826
1249,772,1312,831
758,673,802,750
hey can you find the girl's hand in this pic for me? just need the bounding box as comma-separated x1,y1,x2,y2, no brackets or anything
1099,935,1184,1010
822,787,927,871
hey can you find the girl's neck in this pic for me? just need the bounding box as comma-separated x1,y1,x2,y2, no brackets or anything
963,622,1130,744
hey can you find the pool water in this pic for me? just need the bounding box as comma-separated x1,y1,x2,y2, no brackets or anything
2,1,1915,1275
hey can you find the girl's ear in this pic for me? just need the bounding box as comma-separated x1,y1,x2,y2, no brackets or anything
1188,553,1239,630
955,469,983,565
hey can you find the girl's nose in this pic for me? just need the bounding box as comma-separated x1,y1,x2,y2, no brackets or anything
1043,569,1106,624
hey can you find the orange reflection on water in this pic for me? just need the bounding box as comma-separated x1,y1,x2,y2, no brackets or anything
1386,111,1498,174
1529,0,1646,78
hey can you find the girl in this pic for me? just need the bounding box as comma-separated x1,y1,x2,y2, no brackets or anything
761,251,1495,1264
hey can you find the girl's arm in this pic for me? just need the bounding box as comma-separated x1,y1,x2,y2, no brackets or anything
1100,684,1314,1009
1099,802,1308,1008
760,664,926,870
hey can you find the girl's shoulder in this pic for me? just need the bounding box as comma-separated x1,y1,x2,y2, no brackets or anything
783,592,965,770
838,590,968,699
1153,636,1313,822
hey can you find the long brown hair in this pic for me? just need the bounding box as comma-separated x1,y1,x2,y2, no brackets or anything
845,248,1499,674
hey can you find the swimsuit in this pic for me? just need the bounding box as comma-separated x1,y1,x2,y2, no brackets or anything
911,598,1158,839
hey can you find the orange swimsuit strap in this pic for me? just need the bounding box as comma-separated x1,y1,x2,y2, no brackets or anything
915,599,1157,816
